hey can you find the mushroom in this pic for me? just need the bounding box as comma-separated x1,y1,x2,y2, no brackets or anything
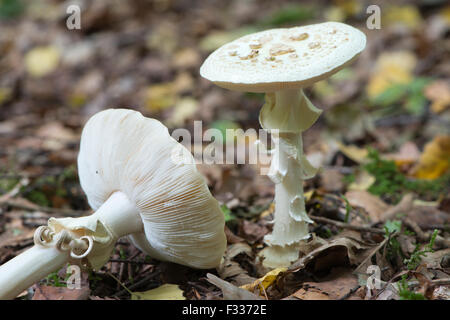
200,22,366,267
0,109,226,299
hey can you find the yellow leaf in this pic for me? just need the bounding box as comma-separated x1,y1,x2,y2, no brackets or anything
337,142,368,164
324,6,346,22
348,170,375,191
132,284,185,300
144,83,176,112
259,202,274,218
441,6,450,25
413,135,450,180
333,0,362,16
0,87,12,105
366,51,416,99
367,66,412,99
25,46,60,77
383,5,423,30
240,267,286,296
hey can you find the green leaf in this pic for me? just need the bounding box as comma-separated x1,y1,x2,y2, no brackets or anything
263,4,316,26
407,77,431,93
373,84,407,106
384,220,402,234
0,0,24,19
221,204,234,222
405,93,427,115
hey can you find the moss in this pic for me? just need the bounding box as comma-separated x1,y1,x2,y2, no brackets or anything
363,148,450,203
398,275,426,300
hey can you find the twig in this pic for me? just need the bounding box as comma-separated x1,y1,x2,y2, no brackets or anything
431,278,450,286
108,258,154,265
403,217,450,247
114,270,161,297
339,285,361,300
108,272,134,297
1,200,89,217
0,178,29,203
310,215,385,234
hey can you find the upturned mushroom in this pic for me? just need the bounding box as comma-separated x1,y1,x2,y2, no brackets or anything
200,22,366,267
0,109,226,299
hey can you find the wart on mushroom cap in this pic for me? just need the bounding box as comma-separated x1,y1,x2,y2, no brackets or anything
200,22,366,268
0,109,227,300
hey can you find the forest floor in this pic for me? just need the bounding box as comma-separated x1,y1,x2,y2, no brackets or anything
0,0,449,300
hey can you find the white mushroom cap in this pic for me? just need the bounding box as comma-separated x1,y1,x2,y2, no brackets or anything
200,22,366,93
76,109,226,269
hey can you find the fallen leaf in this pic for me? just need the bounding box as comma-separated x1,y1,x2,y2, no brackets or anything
424,80,450,114
36,122,78,151
320,168,344,192
165,97,198,127
433,286,450,300
384,142,421,167
143,83,176,112
289,268,361,300
206,273,262,300
224,226,245,244
240,267,286,296
0,87,12,105
406,206,450,228
345,190,390,223
239,220,269,243
132,284,185,300
366,51,416,100
412,135,450,179
348,170,375,191
33,285,90,300
25,46,61,78
217,243,256,286
337,142,368,164
421,248,450,269
289,232,374,273
172,48,200,69
383,5,423,30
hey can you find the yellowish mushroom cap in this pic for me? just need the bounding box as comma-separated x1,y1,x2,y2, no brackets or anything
200,22,366,93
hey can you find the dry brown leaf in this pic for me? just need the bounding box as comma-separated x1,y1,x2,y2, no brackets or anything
32,285,90,300
421,248,450,269
345,190,390,223
289,268,361,300
206,273,262,300
289,234,374,273
217,243,256,286
320,168,344,192
239,220,269,243
424,80,450,114
384,142,421,167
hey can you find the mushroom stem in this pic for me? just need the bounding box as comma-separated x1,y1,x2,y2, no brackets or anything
259,89,321,266
265,132,312,246
0,191,143,299
89,191,143,239
0,243,69,300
